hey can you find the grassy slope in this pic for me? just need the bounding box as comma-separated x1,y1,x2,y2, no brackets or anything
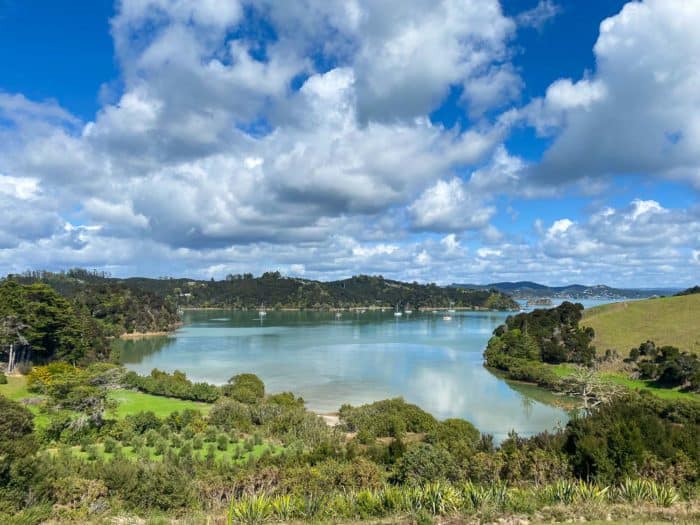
579,294,700,400
582,294,700,354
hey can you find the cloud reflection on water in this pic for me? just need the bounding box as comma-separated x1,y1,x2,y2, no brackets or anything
117,310,567,439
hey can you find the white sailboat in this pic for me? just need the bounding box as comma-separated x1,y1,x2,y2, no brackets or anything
447,301,456,314
405,302,413,315
258,303,267,317
393,303,402,317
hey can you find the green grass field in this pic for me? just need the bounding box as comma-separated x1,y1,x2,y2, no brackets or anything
0,374,35,401
107,388,212,418
600,372,697,401
0,375,51,427
0,376,213,426
582,294,700,355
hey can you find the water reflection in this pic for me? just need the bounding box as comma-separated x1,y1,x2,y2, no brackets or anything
117,309,570,440
114,335,174,364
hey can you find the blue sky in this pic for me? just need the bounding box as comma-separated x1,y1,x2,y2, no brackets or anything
0,0,698,287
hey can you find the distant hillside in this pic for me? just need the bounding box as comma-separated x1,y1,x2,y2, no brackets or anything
10,270,180,336
9,270,519,311
452,281,677,300
677,285,700,296
582,294,700,355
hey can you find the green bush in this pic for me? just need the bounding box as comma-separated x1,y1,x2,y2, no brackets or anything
339,398,438,436
0,373,7,384
394,443,456,485
425,418,480,459
126,462,194,510
483,351,560,388
125,369,220,402
204,427,217,442
125,411,161,434
154,440,167,456
0,395,37,505
164,409,204,432
103,437,117,454
630,341,700,392
564,395,700,484
85,444,99,461
145,429,159,447
222,373,265,404
179,441,193,459
267,391,304,407
170,435,182,448
208,399,253,432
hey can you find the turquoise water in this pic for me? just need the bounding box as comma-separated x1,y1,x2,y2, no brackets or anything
117,309,572,440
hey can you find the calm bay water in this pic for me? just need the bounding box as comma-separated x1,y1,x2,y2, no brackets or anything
115,306,596,440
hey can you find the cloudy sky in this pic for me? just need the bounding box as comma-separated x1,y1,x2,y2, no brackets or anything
0,0,699,287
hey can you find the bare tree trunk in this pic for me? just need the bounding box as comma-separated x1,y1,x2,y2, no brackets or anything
8,343,15,374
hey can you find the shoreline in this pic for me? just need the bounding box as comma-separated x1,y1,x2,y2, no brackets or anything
119,331,176,339
315,412,341,426
181,305,518,312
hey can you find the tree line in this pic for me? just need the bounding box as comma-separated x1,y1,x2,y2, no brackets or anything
9,269,520,310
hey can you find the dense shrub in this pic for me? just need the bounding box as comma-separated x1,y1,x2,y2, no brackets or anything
164,409,206,432
208,398,253,432
267,391,304,407
27,362,78,394
281,458,383,494
339,398,438,436
0,373,6,384
629,341,700,392
102,459,194,510
425,418,481,460
52,475,108,510
482,351,561,389
0,395,37,506
222,373,265,404
393,443,456,484
125,369,220,402
564,394,700,484
487,302,596,366
125,411,161,434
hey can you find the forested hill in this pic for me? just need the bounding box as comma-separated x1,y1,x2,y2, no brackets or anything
10,270,519,311
676,285,700,296
9,270,180,336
